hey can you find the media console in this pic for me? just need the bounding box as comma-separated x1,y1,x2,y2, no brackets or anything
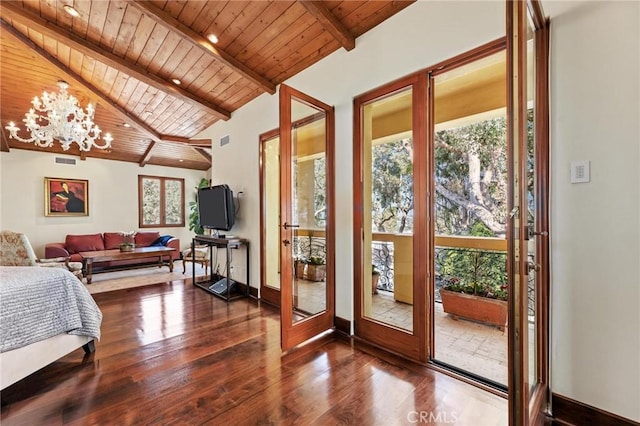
191,235,249,302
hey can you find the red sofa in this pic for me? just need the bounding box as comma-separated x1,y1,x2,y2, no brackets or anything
45,231,180,271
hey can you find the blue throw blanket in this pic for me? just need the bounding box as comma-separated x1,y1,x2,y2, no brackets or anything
151,235,173,247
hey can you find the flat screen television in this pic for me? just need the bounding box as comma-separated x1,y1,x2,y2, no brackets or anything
197,184,235,231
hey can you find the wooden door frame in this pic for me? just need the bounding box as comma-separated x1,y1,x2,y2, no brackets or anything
279,84,336,351
507,0,550,424
259,128,281,307
353,72,428,363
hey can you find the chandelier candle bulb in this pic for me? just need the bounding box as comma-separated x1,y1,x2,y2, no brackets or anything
4,81,113,152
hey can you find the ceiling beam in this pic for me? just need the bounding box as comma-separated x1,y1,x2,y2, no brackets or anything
299,1,355,51
2,20,212,168
139,141,156,167
128,1,276,95
1,130,10,152
194,148,212,163
160,135,212,147
0,19,162,144
0,2,231,120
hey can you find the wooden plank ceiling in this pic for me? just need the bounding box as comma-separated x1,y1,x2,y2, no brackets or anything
0,0,413,170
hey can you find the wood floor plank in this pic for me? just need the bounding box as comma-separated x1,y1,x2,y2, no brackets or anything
1,279,506,425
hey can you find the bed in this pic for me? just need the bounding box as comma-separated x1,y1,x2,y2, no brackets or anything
0,266,102,390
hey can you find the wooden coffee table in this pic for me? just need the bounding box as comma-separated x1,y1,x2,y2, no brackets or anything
79,247,175,284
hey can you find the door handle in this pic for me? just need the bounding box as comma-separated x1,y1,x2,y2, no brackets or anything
283,222,300,230
527,261,541,273
529,229,549,238
283,239,291,246
526,225,549,240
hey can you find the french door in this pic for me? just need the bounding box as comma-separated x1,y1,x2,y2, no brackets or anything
507,0,550,424
353,73,428,363
279,84,335,351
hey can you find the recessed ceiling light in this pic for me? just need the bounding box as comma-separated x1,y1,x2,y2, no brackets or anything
179,159,184,162
144,111,153,116
172,78,181,85
63,5,80,17
207,34,219,44
122,123,131,128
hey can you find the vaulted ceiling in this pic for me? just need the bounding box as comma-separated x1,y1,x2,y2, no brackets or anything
0,0,413,170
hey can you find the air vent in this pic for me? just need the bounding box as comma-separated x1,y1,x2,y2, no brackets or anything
220,135,230,147
54,156,77,165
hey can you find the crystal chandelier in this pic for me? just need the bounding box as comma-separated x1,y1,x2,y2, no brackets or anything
5,81,112,151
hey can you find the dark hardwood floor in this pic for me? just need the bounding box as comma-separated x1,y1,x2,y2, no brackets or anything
1,280,507,425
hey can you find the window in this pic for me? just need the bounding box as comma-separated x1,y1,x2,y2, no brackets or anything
138,175,185,227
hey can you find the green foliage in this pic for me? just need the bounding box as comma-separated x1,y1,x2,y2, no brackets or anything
371,138,414,233
434,117,507,236
297,256,325,265
438,222,507,301
313,157,327,227
188,178,210,235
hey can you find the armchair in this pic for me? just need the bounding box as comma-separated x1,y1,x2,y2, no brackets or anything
181,244,210,274
0,231,84,279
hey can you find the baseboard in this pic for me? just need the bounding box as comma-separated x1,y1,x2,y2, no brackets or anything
334,316,351,336
552,393,639,426
249,285,259,299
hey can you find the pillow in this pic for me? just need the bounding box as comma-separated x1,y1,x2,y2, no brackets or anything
150,235,174,247
65,234,105,254
103,232,126,249
134,231,160,247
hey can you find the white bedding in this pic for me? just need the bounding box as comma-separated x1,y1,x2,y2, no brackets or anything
0,266,102,352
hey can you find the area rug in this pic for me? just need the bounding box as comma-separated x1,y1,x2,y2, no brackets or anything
85,264,207,294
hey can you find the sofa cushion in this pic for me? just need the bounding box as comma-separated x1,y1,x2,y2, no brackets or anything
104,232,126,249
65,234,105,254
135,231,160,247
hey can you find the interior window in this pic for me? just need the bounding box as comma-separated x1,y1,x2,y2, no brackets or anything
138,175,185,228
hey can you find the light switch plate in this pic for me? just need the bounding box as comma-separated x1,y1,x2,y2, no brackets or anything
570,160,590,183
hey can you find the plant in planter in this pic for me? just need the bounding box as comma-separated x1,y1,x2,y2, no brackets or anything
372,265,380,295
304,256,326,282
119,231,135,252
295,257,307,279
438,244,508,329
188,178,210,236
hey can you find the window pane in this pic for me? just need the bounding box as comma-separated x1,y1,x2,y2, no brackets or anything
142,178,161,225
164,180,183,225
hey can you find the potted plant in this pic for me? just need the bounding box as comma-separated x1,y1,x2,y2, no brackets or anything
188,178,210,235
438,248,508,330
372,265,380,295
304,256,326,282
119,231,135,252
295,257,307,279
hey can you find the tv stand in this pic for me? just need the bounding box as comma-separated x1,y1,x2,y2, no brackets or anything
191,235,249,302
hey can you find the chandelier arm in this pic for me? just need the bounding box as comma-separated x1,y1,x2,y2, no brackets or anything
5,81,112,152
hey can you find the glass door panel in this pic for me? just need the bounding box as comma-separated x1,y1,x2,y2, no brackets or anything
260,130,281,307
279,84,335,351
290,99,327,320
525,14,538,394
431,50,509,386
362,88,414,331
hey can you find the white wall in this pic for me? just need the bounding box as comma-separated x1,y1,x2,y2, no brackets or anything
197,0,505,319
546,1,640,421
0,150,208,256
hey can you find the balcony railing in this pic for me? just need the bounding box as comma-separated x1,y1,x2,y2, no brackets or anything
292,230,535,313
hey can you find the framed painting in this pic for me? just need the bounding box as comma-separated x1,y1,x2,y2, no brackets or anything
45,177,89,216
